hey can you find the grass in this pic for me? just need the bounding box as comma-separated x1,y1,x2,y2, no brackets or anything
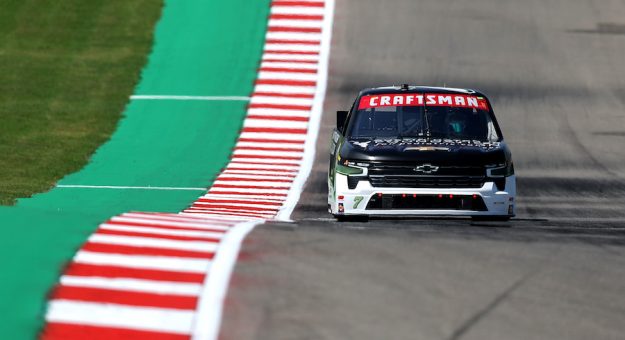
0,0,163,205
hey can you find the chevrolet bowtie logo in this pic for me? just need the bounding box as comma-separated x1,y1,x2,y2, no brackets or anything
414,164,439,174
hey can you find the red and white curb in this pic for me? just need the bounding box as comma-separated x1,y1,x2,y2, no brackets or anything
41,0,334,339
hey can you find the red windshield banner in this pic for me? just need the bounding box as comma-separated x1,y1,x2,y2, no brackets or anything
358,93,489,110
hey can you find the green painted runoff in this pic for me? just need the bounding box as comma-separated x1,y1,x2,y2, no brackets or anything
0,0,269,338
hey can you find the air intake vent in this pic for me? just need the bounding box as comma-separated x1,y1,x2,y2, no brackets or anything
366,194,487,211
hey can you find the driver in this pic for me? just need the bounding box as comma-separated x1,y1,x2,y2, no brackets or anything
446,110,467,138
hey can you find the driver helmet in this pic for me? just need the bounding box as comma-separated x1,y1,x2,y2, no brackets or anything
446,110,467,135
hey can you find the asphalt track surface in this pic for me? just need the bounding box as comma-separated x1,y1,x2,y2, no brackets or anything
222,1,625,339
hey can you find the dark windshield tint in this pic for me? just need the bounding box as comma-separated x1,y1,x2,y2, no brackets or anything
346,105,499,141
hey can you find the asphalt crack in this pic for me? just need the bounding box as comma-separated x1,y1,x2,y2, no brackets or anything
446,269,539,340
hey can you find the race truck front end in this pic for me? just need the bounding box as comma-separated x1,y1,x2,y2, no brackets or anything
328,85,516,220
330,157,516,218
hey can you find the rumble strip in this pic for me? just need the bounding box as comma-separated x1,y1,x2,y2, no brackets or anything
40,1,334,339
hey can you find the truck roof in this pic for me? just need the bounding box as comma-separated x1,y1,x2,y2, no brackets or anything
359,85,485,97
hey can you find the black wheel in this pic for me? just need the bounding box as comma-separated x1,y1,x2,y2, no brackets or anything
471,215,511,222
333,214,369,222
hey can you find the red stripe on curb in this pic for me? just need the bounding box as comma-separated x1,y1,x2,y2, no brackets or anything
82,242,216,259
242,127,307,134
216,176,294,183
50,286,198,310
188,206,279,215
220,174,297,180
118,213,237,225
222,170,298,177
183,209,272,219
269,14,324,20
231,160,302,167
196,198,283,206
212,183,290,190
248,103,311,111
204,191,288,197
267,26,322,33
236,137,305,144
259,67,317,74
229,160,301,166
191,204,280,212
262,58,318,64
224,167,298,173
252,92,314,98
234,145,305,152
42,322,190,340
95,228,221,242
271,1,325,8
104,220,229,233
64,263,206,283
265,38,321,45
246,115,309,122
263,49,319,55
231,154,302,161
256,79,316,87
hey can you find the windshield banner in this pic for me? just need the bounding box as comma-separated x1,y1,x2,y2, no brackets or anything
358,93,490,110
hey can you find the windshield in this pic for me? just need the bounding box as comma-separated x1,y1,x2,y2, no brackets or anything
346,93,500,142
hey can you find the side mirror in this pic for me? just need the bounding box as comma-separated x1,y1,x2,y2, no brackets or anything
337,110,348,132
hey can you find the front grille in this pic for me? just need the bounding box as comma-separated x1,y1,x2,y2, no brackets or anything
369,163,485,176
366,194,487,211
343,163,487,190
369,175,485,188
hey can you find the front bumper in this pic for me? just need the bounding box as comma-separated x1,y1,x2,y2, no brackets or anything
329,174,516,217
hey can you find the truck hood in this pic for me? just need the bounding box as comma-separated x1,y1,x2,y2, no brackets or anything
339,138,509,166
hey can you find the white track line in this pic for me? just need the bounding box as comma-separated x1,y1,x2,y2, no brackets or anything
261,61,318,69
113,217,235,228
264,43,321,52
237,131,307,139
191,221,259,340
243,119,309,129
213,179,293,187
226,162,301,170
74,251,210,273
218,173,297,180
233,142,304,150
258,71,318,81
270,7,325,16
192,202,281,210
209,187,290,195
253,84,316,94
250,96,314,105
88,234,219,253
99,224,225,239
263,50,321,59
199,194,285,203
268,19,323,28
110,217,231,231
247,107,311,117
57,185,207,191
130,95,250,101
46,300,195,334
60,276,202,296
229,157,303,165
